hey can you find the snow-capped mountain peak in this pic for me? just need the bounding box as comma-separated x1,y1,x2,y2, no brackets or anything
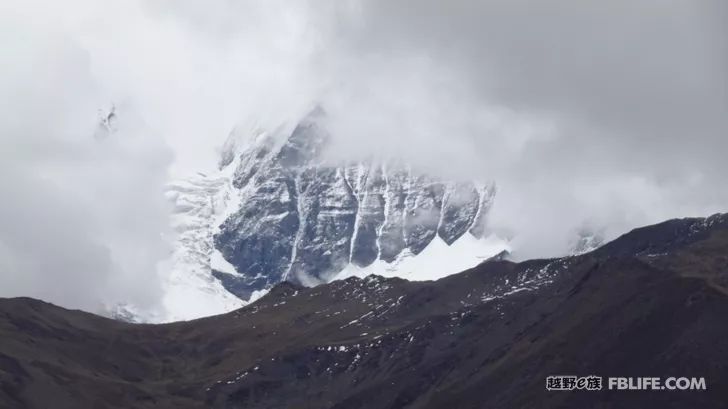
160,111,509,320
212,113,507,297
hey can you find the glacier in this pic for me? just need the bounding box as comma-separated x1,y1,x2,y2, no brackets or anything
160,112,509,320
212,113,507,296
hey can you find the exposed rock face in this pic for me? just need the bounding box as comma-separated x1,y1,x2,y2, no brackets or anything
213,115,495,298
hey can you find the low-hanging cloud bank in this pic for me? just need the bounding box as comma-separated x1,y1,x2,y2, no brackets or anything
0,1,175,314
318,0,728,258
1,0,726,313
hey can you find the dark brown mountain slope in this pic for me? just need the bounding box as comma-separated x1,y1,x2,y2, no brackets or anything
1,214,728,409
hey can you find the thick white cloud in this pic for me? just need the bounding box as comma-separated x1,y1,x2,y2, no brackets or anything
0,0,174,313
0,0,332,314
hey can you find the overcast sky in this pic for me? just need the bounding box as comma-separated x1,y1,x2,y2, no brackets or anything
1,0,726,314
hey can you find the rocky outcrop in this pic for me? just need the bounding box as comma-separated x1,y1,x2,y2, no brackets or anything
213,115,495,298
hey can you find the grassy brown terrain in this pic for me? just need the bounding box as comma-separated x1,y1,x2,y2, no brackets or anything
1,214,728,408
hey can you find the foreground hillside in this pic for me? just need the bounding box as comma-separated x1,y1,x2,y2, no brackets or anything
2,214,728,408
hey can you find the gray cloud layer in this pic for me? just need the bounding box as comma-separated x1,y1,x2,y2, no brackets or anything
0,2,173,313
1,0,726,312
320,0,728,256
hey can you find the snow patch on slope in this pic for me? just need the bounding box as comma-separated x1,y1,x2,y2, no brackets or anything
159,159,247,322
334,233,510,282
210,249,241,276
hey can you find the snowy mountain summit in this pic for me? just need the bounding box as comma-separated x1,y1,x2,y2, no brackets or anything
212,111,506,297
163,111,508,319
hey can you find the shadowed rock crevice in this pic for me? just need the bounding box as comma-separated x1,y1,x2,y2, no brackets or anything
214,113,495,297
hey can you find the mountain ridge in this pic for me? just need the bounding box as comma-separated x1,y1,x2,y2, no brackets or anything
1,213,727,408
164,113,507,309
213,116,501,299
